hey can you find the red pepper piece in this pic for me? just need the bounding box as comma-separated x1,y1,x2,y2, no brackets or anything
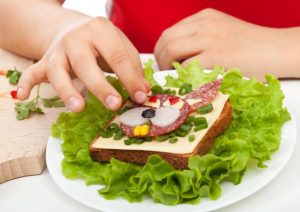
169,96,180,105
148,96,157,103
10,90,17,99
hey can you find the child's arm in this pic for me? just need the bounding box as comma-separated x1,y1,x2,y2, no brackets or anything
154,8,300,81
0,0,149,112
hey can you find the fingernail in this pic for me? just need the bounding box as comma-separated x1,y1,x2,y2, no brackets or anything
68,96,81,111
134,91,147,103
17,87,23,98
105,95,120,110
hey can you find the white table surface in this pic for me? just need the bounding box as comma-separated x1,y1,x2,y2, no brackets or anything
1,1,300,212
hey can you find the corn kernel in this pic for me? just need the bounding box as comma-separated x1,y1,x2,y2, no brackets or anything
133,126,141,136
140,125,149,136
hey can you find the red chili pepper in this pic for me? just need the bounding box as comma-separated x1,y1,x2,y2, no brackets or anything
10,90,17,99
148,96,157,103
169,96,180,105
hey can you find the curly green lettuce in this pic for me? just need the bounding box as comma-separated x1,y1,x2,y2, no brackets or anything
51,61,290,205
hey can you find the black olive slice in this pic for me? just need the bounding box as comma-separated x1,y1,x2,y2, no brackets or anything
142,108,156,118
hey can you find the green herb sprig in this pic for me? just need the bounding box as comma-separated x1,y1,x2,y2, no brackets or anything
6,68,22,85
15,85,65,120
151,85,176,95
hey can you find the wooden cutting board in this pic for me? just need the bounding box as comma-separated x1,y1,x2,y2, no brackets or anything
0,48,72,183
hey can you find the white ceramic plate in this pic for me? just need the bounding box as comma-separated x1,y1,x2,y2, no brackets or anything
46,71,297,212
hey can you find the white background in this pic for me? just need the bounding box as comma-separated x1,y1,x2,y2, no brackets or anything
1,1,300,212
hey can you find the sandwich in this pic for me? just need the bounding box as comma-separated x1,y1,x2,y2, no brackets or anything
90,79,232,169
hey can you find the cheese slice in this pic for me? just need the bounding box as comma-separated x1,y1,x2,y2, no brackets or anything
186,98,203,105
144,99,161,108
92,92,229,154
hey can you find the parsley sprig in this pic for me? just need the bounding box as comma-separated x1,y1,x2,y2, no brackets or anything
14,84,65,120
6,68,22,85
5,67,65,120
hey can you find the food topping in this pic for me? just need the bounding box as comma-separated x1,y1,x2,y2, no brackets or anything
133,124,149,136
179,83,193,95
120,94,190,137
142,108,156,118
144,96,160,108
168,96,180,105
188,134,196,142
151,85,176,95
163,97,184,109
151,107,180,127
148,95,157,103
196,103,213,114
119,107,149,127
10,90,17,99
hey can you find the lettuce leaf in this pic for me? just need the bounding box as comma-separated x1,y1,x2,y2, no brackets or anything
51,61,290,205
144,60,159,87
164,61,224,88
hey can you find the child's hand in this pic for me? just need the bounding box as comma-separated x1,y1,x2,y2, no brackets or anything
17,17,149,112
154,8,296,81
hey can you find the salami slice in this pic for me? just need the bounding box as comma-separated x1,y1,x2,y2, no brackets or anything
185,80,221,110
120,94,190,137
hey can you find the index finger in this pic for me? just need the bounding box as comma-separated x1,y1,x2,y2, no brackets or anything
91,18,149,104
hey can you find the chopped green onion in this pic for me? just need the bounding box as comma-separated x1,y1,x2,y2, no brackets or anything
143,137,153,142
113,130,124,140
193,117,208,127
164,88,176,95
169,137,178,143
100,129,113,138
186,116,195,124
179,83,193,95
194,122,208,132
134,138,144,144
188,134,196,142
124,139,133,145
179,124,192,131
175,130,187,137
173,122,193,137
196,103,213,114
107,123,120,133
151,85,164,94
155,135,169,142
151,85,176,95
124,138,145,145
169,132,177,137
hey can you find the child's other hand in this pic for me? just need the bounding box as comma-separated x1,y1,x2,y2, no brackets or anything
17,17,149,112
154,8,289,81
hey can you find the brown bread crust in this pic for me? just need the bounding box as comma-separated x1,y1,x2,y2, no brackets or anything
89,101,232,169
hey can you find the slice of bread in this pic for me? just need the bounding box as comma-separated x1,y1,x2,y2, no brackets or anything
89,100,232,169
